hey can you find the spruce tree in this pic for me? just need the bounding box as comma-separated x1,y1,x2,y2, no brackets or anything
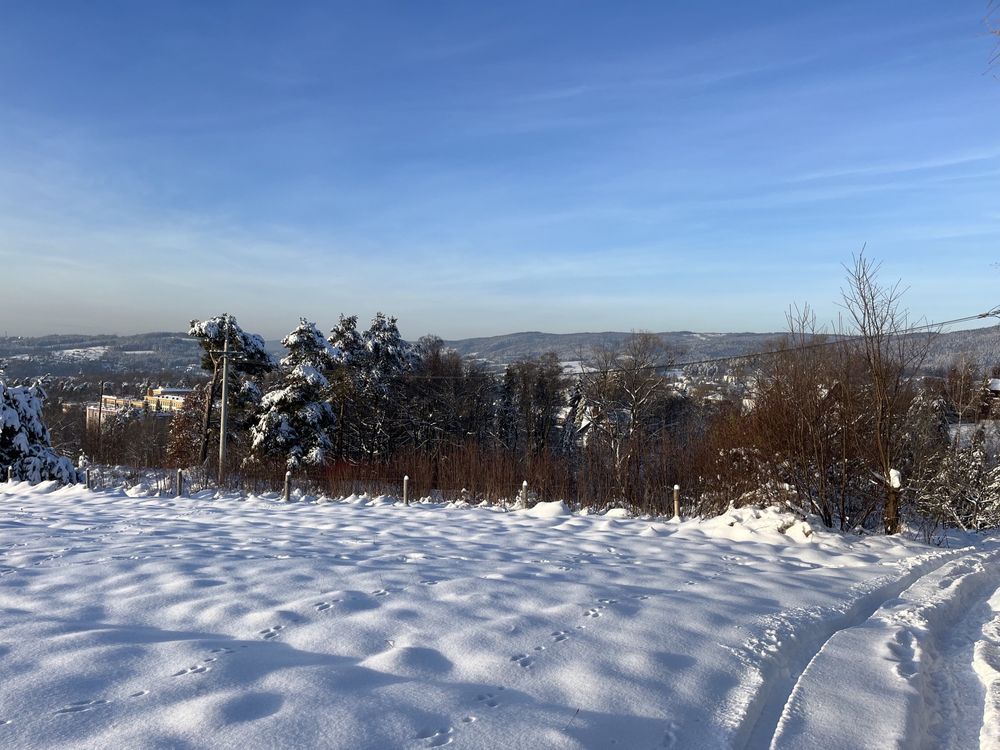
250,319,339,470
188,314,275,463
1,379,82,484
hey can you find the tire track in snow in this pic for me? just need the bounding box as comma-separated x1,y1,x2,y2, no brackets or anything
973,588,1000,749
765,546,1000,750
722,547,969,750
922,572,1000,750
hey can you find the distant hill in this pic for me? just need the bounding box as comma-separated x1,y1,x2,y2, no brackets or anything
445,327,1000,374
2,325,997,378
0,332,201,378
443,331,784,366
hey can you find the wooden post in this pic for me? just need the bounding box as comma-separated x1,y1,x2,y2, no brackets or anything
403,475,409,506
175,469,183,498
283,471,292,502
85,468,91,490
886,469,901,535
521,480,528,507
673,484,680,519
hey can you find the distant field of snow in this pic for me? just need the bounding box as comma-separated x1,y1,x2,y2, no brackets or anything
0,483,997,749
54,347,109,361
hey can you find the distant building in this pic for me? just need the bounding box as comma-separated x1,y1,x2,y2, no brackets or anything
86,386,192,430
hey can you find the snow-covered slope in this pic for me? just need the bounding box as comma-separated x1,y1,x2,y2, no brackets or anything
0,483,994,749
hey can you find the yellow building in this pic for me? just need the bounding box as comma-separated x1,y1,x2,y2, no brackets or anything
86,387,192,430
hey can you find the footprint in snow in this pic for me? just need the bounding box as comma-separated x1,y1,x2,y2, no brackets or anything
314,600,339,611
551,630,571,642
584,607,603,618
416,726,454,747
259,625,284,640
510,653,533,668
475,692,500,708
173,664,210,677
371,589,389,597
210,647,235,655
662,720,679,748
55,699,109,715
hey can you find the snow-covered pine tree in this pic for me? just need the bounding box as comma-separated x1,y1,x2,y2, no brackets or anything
249,319,340,470
328,314,364,365
188,314,276,463
0,379,82,484
353,312,414,458
326,312,414,460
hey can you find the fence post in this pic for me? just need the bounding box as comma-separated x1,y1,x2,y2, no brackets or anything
403,475,409,506
673,484,680,519
283,471,292,502
85,468,91,490
521,480,528,507
175,469,183,498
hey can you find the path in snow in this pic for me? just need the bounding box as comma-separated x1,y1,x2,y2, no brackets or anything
0,481,994,749
769,547,1000,750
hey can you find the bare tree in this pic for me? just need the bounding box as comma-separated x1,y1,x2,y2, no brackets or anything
839,254,933,533
577,332,678,510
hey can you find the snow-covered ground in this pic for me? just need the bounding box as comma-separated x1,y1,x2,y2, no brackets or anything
0,483,998,750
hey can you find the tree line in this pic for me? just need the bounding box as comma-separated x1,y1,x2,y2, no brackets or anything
10,253,1000,537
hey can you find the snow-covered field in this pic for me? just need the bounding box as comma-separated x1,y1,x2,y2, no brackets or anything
1,483,998,750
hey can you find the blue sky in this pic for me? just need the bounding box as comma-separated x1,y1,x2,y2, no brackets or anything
1,1,999,339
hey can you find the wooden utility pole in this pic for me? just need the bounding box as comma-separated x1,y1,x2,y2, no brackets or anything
217,317,231,487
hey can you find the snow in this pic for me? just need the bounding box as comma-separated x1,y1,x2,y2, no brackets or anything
514,500,570,518
0,483,996,749
55,347,109,361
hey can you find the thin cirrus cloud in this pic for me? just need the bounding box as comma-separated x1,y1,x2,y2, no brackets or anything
0,1,997,339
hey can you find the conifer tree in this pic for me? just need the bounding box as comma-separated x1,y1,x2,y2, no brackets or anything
1,379,82,484
250,319,339,470
188,314,275,463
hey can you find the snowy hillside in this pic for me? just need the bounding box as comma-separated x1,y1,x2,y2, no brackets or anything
0,483,998,749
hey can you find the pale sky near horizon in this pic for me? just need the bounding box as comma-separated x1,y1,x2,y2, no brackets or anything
1,1,999,340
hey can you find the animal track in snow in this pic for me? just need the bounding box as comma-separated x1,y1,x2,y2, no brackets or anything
371,589,389,597
172,664,210,676
55,699,109,715
416,726,454,747
551,630,571,642
584,607,603,618
314,600,339,611
475,692,500,708
661,720,679,747
259,625,284,640
510,653,533,668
